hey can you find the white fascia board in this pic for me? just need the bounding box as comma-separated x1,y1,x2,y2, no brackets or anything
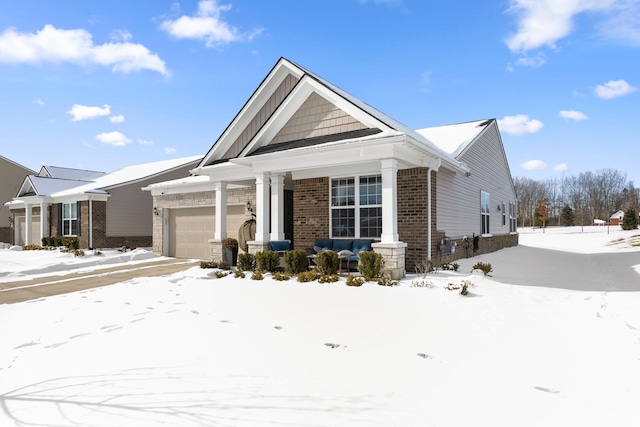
239,76,392,158
405,135,470,175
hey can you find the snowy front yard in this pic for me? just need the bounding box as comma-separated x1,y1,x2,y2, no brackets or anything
1,227,640,426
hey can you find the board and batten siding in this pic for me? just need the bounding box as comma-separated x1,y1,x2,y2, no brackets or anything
436,123,516,238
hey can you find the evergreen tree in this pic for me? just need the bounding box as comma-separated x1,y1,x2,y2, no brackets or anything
559,205,575,227
622,207,638,230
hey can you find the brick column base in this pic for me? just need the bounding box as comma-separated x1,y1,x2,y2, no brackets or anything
372,242,407,280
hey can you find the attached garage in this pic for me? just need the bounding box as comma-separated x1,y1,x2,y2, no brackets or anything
168,205,246,260
15,216,40,247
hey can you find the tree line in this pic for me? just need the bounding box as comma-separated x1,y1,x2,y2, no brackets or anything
514,169,639,227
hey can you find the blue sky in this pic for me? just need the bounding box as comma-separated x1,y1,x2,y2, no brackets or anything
1,0,639,184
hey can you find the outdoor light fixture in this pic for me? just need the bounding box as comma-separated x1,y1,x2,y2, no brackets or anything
246,201,253,212
153,207,159,216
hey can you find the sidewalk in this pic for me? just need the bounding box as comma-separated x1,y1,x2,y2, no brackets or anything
0,258,200,304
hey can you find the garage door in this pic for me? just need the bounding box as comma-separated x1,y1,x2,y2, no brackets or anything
15,216,41,246
168,205,246,260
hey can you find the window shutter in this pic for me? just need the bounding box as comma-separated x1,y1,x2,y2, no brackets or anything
77,201,82,235
57,204,62,236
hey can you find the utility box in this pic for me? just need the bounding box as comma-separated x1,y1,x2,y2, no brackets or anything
439,237,456,254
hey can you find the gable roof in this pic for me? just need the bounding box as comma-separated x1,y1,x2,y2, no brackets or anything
38,166,107,181
12,155,202,202
415,119,493,158
0,155,36,174
194,57,467,175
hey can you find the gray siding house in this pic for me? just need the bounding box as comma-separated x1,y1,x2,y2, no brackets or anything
145,58,518,277
0,156,35,245
7,156,201,249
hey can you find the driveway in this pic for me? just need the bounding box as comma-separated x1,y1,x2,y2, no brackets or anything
0,258,200,304
481,245,640,292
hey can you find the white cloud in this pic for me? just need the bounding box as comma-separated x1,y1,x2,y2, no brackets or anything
594,79,637,99
505,0,618,53
110,29,132,42
109,114,125,123
160,0,262,47
33,98,44,105
95,131,132,147
498,114,544,135
521,160,547,170
554,163,568,172
514,53,546,68
164,147,177,154
559,109,588,121
67,104,111,121
0,24,169,76
138,138,154,145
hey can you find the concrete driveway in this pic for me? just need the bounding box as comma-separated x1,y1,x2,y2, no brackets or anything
0,258,200,304
477,245,640,292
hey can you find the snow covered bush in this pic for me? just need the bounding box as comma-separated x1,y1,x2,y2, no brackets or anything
284,249,308,274
358,250,384,280
472,262,493,276
237,252,256,272
346,275,365,287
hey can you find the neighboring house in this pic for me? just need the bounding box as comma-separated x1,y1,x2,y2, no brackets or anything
610,210,625,226
7,156,201,248
0,155,35,244
144,58,518,278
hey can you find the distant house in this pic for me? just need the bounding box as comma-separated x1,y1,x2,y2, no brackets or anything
144,58,518,278
6,156,201,248
610,210,625,226
0,156,35,244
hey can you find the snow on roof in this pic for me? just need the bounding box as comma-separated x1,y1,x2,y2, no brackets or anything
40,166,107,181
415,119,491,158
27,176,94,196
51,155,202,197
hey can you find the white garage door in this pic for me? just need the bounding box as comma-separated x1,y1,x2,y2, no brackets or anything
168,205,246,260
15,216,41,246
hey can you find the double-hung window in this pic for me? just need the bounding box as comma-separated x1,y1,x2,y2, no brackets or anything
509,201,517,233
62,202,79,236
481,191,490,235
331,175,382,238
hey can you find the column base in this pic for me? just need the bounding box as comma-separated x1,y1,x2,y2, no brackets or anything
372,241,407,280
247,240,271,255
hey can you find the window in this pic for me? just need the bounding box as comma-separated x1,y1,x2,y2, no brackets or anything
509,202,517,233
481,191,490,235
502,202,506,226
62,202,79,236
331,175,382,238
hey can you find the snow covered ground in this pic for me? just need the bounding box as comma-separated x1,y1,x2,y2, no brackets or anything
1,226,639,427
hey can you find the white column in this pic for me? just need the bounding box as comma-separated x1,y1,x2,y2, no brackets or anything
40,201,48,242
427,168,432,260
24,203,32,245
254,173,270,242
214,181,227,241
380,159,399,243
270,173,285,241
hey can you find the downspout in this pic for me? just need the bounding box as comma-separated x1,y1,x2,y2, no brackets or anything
89,196,93,249
427,168,432,261
427,159,441,261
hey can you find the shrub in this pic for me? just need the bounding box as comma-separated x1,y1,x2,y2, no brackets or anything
251,270,264,280
346,275,365,287
41,237,48,247
223,237,238,249
214,271,229,278
234,270,246,278
237,252,256,272
284,249,308,274
200,261,218,269
318,274,339,283
358,250,384,281
415,257,434,277
297,270,319,283
255,250,280,273
54,236,63,247
218,261,231,271
472,262,493,276
460,283,469,295
273,272,290,281
74,249,85,257
315,251,339,276
377,272,398,287
441,262,459,271
410,279,434,288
